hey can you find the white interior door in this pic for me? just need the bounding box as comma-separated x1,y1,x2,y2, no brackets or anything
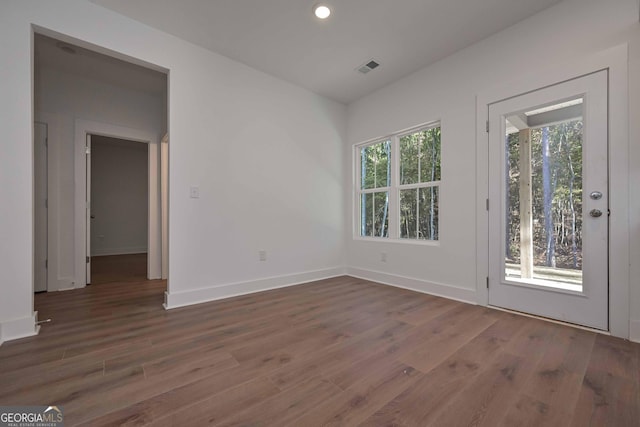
86,134,92,284
488,71,608,330
34,122,48,292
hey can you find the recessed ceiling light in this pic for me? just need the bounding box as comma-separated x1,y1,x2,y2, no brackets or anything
313,4,331,19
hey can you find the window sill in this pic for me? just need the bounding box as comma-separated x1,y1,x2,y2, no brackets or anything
352,236,440,247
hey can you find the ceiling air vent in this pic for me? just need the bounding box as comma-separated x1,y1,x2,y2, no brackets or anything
357,60,380,74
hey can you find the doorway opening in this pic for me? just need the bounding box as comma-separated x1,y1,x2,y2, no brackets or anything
33,31,168,310
88,136,149,285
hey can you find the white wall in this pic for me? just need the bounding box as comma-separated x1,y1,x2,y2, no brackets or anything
35,66,164,290
4,0,635,344
90,136,148,256
0,0,346,341
346,0,640,340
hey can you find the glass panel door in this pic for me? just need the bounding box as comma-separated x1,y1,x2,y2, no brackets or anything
488,71,608,330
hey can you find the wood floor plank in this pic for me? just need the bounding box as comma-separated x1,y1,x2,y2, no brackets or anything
359,364,473,426
147,378,281,427
67,356,240,425
82,377,279,427
290,360,421,426
0,357,104,401
390,295,460,326
213,376,342,427
230,324,339,362
398,306,499,373
570,334,640,426
498,326,596,426
361,311,555,426
501,392,572,427
429,351,539,426
268,320,414,391
1,256,638,426
0,346,65,376
39,365,147,425
101,316,288,374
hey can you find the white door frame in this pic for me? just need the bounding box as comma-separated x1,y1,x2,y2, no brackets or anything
34,121,48,293
161,133,169,280
475,44,629,338
86,134,92,283
75,119,162,284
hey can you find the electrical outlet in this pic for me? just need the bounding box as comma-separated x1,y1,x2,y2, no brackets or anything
259,250,267,261
380,252,387,263
190,186,200,198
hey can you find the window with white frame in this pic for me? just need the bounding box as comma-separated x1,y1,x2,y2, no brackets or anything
356,123,441,241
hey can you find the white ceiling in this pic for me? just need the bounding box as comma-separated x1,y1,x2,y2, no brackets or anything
86,0,562,104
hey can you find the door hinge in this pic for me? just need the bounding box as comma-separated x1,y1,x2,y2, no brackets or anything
486,120,489,133
45,198,48,209
486,277,489,289
86,256,90,263
85,145,91,154
45,259,48,269
45,137,48,147
486,199,489,211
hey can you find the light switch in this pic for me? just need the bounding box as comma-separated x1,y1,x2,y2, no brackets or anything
190,186,200,198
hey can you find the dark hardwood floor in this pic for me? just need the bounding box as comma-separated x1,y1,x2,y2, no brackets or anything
90,253,148,285
0,274,638,426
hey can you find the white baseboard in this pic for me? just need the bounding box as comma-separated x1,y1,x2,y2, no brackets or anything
91,247,148,256
630,319,640,343
0,312,40,344
164,267,347,309
346,267,477,305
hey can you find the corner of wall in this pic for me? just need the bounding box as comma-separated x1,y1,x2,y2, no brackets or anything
346,267,477,305
0,312,40,343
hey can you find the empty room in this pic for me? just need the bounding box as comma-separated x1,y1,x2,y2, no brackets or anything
0,0,639,425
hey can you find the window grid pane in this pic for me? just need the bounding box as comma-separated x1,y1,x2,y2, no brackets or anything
418,186,439,240
361,140,391,190
400,186,439,240
400,127,441,185
357,123,440,241
360,191,389,237
400,188,417,239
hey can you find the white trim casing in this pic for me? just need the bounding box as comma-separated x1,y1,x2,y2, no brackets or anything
161,133,169,281
475,44,629,338
75,119,162,287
